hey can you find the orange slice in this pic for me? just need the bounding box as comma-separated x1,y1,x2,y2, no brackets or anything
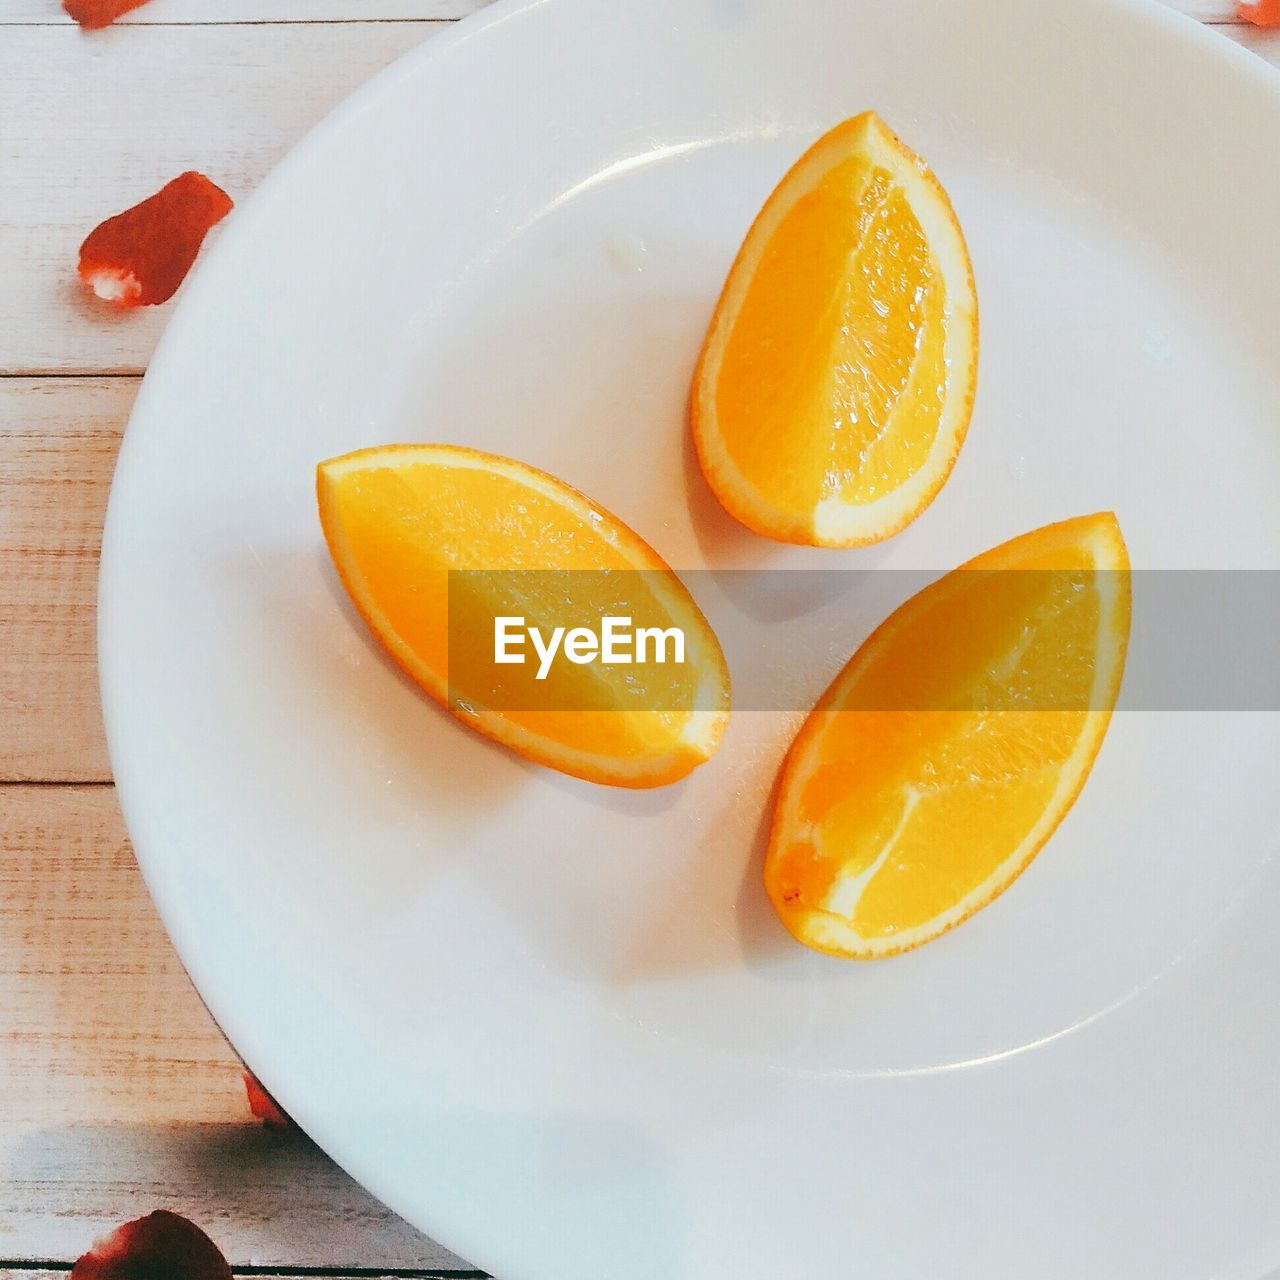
692,112,978,547
765,513,1130,958
317,445,729,788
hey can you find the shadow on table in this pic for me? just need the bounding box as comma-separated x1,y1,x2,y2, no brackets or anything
0,1121,459,1269
3,1109,686,1279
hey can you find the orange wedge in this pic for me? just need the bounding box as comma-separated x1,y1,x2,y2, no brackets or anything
318,445,729,788
692,112,978,547
765,513,1130,958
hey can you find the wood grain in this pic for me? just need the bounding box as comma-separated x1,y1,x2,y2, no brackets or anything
0,785,463,1271
0,0,1252,24
1225,19,1280,53
0,379,126,783
1,0,486,20
1,2,1276,1271
0,22,448,375
2,15,1276,376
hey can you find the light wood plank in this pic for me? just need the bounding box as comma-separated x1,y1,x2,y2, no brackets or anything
1222,19,1280,55
1,0,485,19
0,785,464,1271
0,379,127,783
0,22,448,375
0,0,1247,22
2,11,1276,378
0,9,1276,1269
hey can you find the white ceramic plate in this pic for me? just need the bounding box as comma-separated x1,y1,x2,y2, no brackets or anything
99,1,1280,1276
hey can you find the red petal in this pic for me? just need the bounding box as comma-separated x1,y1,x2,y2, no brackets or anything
64,0,152,29
243,1071,293,1129
72,1211,233,1280
1238,0,1280,23
78,172,233,307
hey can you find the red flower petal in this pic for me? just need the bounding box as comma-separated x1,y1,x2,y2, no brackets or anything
78,172,233,307
1238,0,1280,23
243,1071,293,1129
72,1211,232,1280
64,0,153,30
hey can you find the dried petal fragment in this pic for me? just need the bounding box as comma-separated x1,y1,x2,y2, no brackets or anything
1237,0,1280,24
243,1071,292,1129
72,1211,233,1280
78,172,233,307
64,0,153,29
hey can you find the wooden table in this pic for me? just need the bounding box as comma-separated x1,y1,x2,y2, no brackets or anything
1,3,1276,1275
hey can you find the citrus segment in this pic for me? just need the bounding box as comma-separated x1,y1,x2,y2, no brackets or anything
765,513,1130,957
318,445,729,788
692,112,977,546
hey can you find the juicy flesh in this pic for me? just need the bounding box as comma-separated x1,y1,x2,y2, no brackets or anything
770,519,1124,944
325,458,718,759
716,157,948,520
